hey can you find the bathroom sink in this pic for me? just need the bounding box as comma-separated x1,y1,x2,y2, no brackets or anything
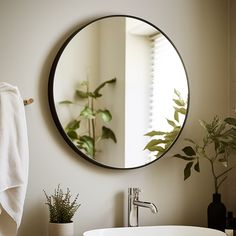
83,225,226,236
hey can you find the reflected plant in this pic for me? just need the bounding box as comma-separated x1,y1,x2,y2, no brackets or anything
144,89,187,158
60,78,117,158
174,116,236,193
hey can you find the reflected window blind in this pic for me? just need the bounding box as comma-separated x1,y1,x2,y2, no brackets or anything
149,33,183,130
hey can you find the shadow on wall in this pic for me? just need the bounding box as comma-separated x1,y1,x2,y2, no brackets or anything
18,203,48,236
114,191,125,227
0,209,16,236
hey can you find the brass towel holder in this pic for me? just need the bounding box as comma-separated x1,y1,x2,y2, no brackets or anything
23,98,34,106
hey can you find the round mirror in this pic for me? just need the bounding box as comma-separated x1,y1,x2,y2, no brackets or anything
48,15,189,169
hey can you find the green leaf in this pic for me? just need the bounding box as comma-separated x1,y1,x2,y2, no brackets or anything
80,106,95,119
174,154,195,161
93,78,116,98
88,92,96,98
194,162,200,172
174,107,187,115
184,162,194,180
225,117,236,126
174,89,181,98
59,100,73,104
144,139,167,151
152,146,165,152
167,119,177,127
77,135,94,157
173,99,185,107
144,131,166,136
101,126,117,143
182,146,196,156
174,111,179,122
97,109,112,122
67,130,78,140
65,120,80,131
76,90,89,99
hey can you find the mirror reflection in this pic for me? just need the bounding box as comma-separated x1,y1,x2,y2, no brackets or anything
49,15,189,169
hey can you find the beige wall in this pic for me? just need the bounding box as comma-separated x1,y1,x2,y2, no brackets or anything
0,0,231,235
228,0,236,214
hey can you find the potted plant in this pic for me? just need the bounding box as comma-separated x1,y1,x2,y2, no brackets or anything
174,116,236,231
43,185,81,236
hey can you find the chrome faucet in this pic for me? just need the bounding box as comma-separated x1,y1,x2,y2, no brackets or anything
128,188,158,227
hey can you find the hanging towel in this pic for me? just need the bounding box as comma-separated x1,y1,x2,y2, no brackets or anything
0,82,29,229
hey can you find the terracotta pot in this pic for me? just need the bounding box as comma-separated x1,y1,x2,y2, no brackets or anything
48,222,74,236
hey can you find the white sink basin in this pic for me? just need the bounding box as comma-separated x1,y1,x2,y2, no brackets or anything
83,225,226,236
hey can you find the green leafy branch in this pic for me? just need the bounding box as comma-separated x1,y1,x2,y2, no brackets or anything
60,78,117,158
144,89,187,158
174,116,236,193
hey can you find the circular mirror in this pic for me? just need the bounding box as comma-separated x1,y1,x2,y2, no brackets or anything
48,15,189,169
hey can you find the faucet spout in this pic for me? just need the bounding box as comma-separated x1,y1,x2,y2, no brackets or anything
133,200,158,213
128,188,158,227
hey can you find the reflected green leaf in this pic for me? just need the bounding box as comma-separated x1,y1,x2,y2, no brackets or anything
101,126,117,143
174,107,187,115
173,99,185,107
65,120,80,131
97,109,112,122
144,139,167,150
167,119,177,127
80,106,95,119
59,100,73,104
77,135,94,157
174,111,179,122
67,130,78,140
76,90,89,99
144,131,166,136
93,78,116,98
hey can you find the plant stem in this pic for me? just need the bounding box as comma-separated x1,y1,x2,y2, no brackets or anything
87,83,91,137
91,97,95,157
209,159,218,193
217,176,227,192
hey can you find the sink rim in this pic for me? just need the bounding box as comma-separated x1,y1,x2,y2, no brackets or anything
83,225,226,235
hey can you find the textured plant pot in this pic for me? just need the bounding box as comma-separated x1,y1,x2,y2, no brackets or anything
48,222,74,236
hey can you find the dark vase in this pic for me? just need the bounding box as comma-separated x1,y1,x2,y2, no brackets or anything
207,193,226,232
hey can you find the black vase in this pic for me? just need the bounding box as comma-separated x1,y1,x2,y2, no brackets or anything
207,193,226,231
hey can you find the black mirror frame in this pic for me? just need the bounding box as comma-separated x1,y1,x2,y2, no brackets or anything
48,14,190,170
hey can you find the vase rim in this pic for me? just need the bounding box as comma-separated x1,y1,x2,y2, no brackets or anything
49,222,73,224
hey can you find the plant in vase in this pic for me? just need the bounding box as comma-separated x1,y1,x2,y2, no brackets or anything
174,116,236,231
44,185,81,236
60,78,117,158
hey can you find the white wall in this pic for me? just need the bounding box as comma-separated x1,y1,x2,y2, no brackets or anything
125,28,151,167
0,0,230,235
96,18,126,167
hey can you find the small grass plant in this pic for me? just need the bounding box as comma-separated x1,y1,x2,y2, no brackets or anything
44,185,81,223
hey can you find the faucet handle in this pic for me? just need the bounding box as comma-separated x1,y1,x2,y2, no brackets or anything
128,187,141,198
133,188,141,194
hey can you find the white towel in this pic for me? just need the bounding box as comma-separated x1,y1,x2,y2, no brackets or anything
0,82,29,229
